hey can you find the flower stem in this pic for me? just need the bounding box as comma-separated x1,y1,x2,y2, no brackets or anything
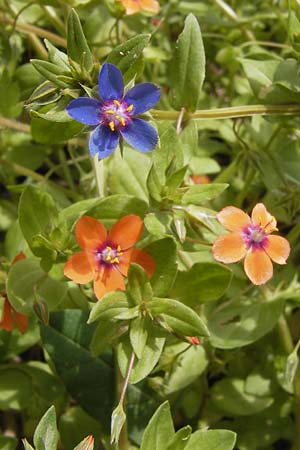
116,352,135,450
93,155,105,198
151,104,300,121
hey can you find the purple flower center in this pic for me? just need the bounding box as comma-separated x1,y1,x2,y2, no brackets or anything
101,99,134,132
242,224,268,250
95,244,123,267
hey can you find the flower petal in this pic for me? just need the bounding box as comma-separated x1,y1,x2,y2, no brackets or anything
89,125,119,159
64,251,95,284
120,0,141,14
66,97,101,125
120,118,158,152
0,299,14,332
76,216,107,250
251,203,277,231
244,249,273,285
108,215,143,249
217,206,251,232
141,0,160,12
130,248,156,278
98,63,124,101
124,83,160,114
93,267,125,299
14,310,28,334
265,235,290,265
212,233,247,263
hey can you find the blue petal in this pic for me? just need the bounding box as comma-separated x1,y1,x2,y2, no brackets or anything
66,97,101,125
89,125,119,159
124,83,160,114
120,118,158,153
98,63,124,101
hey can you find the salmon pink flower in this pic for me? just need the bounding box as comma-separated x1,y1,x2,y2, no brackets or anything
0,252,28,334
212,203,290,285
66,63,160,159
119,0,160,15
64,215,155,300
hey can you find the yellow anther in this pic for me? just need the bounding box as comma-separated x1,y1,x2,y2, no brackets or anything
126,104,133,112
112,257,119,264
117,245,122,252
117,251,123,256
105,255,112,261
106,246,112,251
109,121,115,131
115,115,120,119
106,109,114,114
113,100,120,106
120,118,125,126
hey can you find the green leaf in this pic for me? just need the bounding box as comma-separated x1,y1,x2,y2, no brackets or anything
210,378,273,416
88,291,133,322
130,316,149,359
181,183,228,205
7,258,67,314
31,115,84,144
127,263,153,306
0,70,22,118
118,332,165,384
171,14,206,112
90,320,126,356
44,39,70,71
67,9,93,72
0,367,32,410
140,402,175,450
166,166,188,192
107,34,151,83
86,194,148,229
143,237,178,297
166,426,192,450
184,429,236,450
22,440,35,450
147,164,163,202
19,186,58,254
148,298,209,337
205,295,285,349
33,406,58,450
0,436,18,450
41,310,160,443
31,59,69,87
31,97,74,122
288,11,300,52
171,262,232,306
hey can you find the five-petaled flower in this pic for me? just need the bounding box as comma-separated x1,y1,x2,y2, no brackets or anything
119,0,160,15
66,63,160,160
212,203,290,285
0,252,28,334
64,215,155,299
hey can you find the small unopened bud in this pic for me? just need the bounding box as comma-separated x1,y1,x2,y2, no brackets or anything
33,299,49,325
111,403,126,445
187,336,200,345
74,435,94,450
285,348,299,385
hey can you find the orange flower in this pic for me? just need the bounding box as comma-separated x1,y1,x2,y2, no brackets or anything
119,0,160,15
191,175,210,184
212,203,290,285
64,215,155,300
0,252,28,334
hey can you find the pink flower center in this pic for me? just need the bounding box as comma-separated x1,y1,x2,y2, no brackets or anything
95,244,123,266
242,224,268,250
101,99,134,132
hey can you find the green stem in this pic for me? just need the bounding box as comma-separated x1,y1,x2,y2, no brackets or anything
0,116,30,133
93,155,105,198
116,352,135,450
58,148,75,191
151,104,300,121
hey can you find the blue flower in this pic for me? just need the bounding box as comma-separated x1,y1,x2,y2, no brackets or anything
66,63,160,159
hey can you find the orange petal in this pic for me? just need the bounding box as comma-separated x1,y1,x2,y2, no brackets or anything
0,298,14,332
120,0,140,14
217,206,251,232
130,248,156,278
108,215,143,250
12,252,26,264
64,251,95,284
251,203,277,230
244,249,273,285
13,310,29,334
141,0,160,13
93,267,125,300
265,235,290,265
212,233,246,263
76,216,107,250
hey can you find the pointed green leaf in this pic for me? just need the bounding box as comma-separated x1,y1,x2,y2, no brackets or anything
127,263,153,306
171,14,206,112
140,402,175,450
33,406,58,450
181,183,228,205
184,429,236,450
67,9,93,72
31,59,69,87
166,426,192,450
